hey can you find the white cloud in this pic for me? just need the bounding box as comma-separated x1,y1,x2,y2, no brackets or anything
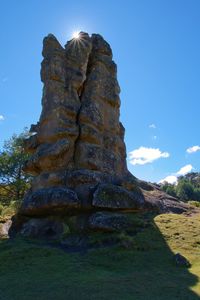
159,175,178,185
159,164,193,184
0,115,5,121
129,146,170,165
176,164,193,176
149,124,156,129
186,145,200,154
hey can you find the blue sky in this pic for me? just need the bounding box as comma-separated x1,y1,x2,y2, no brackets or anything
0,0,199,183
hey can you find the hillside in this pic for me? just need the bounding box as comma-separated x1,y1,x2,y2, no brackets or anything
0,211,200,299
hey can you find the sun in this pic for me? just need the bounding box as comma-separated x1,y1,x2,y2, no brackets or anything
72,31,80,39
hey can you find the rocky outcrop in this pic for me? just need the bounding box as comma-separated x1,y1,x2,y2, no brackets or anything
0,220,12,238
21,32,135,218
142,189,190,214
11,32,193,239
23,33,127,183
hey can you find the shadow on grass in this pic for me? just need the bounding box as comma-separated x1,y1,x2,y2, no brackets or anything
0,212,199,300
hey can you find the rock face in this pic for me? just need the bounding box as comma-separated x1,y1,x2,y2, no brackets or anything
24,32,127,180
22,32,139,216
13,32,191,238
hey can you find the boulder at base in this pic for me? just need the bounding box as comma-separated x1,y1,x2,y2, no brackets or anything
21,187,80,216
92,184,145,210
88,212,132,232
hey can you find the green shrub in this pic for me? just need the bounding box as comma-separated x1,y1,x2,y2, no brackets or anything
176,180,194,200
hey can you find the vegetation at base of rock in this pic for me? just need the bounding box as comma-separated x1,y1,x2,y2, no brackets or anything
0,212,200,299
161,172,200,201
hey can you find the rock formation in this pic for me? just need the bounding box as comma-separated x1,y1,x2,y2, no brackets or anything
10,32,192,239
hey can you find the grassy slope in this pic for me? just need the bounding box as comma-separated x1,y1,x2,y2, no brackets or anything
0,212,200,300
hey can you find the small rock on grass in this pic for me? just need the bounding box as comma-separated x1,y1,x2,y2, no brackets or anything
174,253,191,267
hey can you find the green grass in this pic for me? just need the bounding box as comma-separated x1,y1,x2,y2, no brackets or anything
0,212,200,299
188,200,200,208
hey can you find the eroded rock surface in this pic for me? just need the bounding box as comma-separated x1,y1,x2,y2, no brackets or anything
20,218,64,239
24,33,127,183
12,32,193,238
22,32,133,216
88,212,132,232
21,187,80,216
93,184,145,210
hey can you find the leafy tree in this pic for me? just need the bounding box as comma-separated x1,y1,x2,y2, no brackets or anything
160,173,200,201
0,130,31,205
161,183,176,197
184,172,200,188
176,179,194,201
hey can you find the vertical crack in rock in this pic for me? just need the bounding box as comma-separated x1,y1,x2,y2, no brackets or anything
72,48,92,165
64,32,93,169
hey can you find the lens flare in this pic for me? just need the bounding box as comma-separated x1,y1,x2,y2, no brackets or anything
72,31,80,39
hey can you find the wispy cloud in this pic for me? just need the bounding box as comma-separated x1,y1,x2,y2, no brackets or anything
186,145,200,154
0,115,5,121
149,123,156,129
159,164,194,184
129,146,169,165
